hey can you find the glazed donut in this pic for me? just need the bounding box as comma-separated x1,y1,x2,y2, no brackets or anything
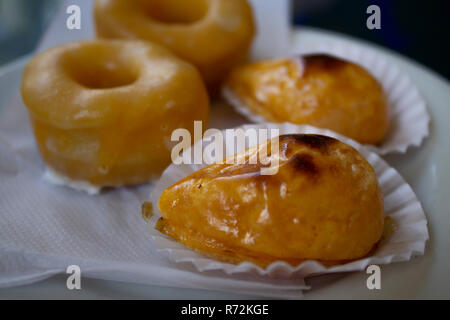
223,55,389,145
21,40,209,189
94,0,256,89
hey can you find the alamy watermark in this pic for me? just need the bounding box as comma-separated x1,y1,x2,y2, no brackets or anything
66,5,81,30
66,265,81,290
171,122,280,175
64,264,381,291
366,265,381,290
66,4,381,31
367,5,381,30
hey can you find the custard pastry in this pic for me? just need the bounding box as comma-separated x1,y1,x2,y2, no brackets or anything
157,134,384,267
94,0,256,90
223,55,389,144
21,40,209,190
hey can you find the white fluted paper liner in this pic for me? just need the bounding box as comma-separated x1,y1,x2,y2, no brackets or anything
147,123,429,278
222,42,430,155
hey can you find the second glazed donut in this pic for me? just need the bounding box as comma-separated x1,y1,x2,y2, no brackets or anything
94,0,256,89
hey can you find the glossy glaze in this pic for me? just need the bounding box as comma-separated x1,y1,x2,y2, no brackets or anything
21,40,210,187
94,0,255,90
157,134,384,267
224,55,389,144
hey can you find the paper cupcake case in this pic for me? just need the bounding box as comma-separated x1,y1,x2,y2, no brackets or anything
222,42,430,155
147,123,429,279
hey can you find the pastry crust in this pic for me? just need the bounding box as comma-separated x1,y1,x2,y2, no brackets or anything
94,0,255,90
21,40,209,187
157,134,384,267
223,55,389,144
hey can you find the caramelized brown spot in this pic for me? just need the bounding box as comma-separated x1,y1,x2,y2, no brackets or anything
155,217,169,235
280,134,337,154
141,202,154,221
289,154,318,175
303,54,347,71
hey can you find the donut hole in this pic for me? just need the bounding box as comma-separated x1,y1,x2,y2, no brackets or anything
68,62,137,89
63,44,139,89
135,0,209,24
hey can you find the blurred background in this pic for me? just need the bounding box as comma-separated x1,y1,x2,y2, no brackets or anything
293,0,450,79
0,0,58,65
0,0,449,79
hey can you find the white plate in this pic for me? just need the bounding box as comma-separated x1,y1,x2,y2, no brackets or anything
0,27,449,299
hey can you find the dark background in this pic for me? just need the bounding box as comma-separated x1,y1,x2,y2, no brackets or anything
0,0,449,80
293,0,450,79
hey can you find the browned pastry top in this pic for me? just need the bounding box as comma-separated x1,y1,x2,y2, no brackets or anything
157,134,384,267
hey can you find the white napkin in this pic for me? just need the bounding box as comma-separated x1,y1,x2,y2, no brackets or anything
0,0,304,298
